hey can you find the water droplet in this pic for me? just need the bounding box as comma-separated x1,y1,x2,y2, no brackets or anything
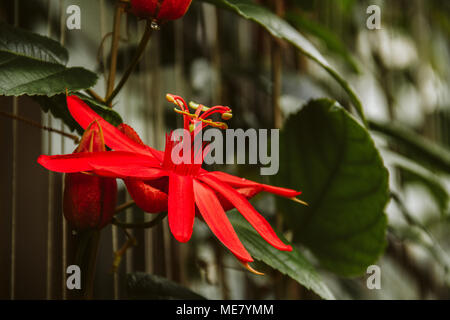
150,20,160,30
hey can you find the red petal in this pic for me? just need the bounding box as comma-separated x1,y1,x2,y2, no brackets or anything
193,179,253,262
219,186,262,212
90,164,167,180
67,95,163,161
117,123,165,161
199,175,291,251
207,171,301,198
38,151,159,174
125,179,168,213
168,173,195,242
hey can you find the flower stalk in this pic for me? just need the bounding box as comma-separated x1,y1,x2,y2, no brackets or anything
73,230,101,300
112,212,168,229
115,199,136,214
106,1,126,101
105,19,154,105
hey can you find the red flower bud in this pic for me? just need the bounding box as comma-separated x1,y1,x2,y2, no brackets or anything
63,122,117,230
130,0,192,21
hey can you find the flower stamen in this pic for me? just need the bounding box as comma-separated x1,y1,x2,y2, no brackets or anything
291,197,309,206
189,101,232,120
173,108,229,130
167,93,232,131
241,262,265,276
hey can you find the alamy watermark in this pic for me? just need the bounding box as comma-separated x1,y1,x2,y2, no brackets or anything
366,265,381,290
66,265,81,290
66,5,81,30
170,127,280,176
366,5,382,30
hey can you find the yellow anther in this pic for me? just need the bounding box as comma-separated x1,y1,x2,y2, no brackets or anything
166,94,176,103
189,101,233,120
221,112,233,120
291,197,309,206
166,94,185,109
174,108,228,129
241,262,264,276
189,101,209,112
174,108,196,118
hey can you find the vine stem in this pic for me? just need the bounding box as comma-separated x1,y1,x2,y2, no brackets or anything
105,19,154,105
0,110,79,143
115,200,136,214
84,231,100,300
86,88,105,104
112,212,167,229
105,1,126,102
111,228,137,273
72,230,101,300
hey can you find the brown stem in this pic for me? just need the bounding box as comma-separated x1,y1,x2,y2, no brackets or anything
86,89,105,104
84,230,100,300
72,230,101,300
105,19,154,105
112,212,167,229
106,2,125,102
114,200,136,214
112,234,137,273
0,110,79,143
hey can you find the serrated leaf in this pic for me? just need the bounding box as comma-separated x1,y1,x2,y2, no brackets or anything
229,213,335,300
0,22,97,96
0,22,68,64
276,99,389,277
200,0,366,124
33,93,123,135
126,272,206,300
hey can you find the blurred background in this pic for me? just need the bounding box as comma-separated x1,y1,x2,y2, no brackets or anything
0,0,449,299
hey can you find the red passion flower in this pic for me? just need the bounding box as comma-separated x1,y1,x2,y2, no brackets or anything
63,121,117,230
130,0,192,21
38,94,306,272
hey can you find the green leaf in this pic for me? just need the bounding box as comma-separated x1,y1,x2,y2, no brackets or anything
229,213,335,300
126,272,206,300
276,99,389,277
200,0,366,124
33,93,123,135
80,94,124,129
0,22,97,96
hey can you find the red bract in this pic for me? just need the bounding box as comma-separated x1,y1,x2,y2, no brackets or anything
38,94,305,272
63,121,117,230
130,0,192,21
